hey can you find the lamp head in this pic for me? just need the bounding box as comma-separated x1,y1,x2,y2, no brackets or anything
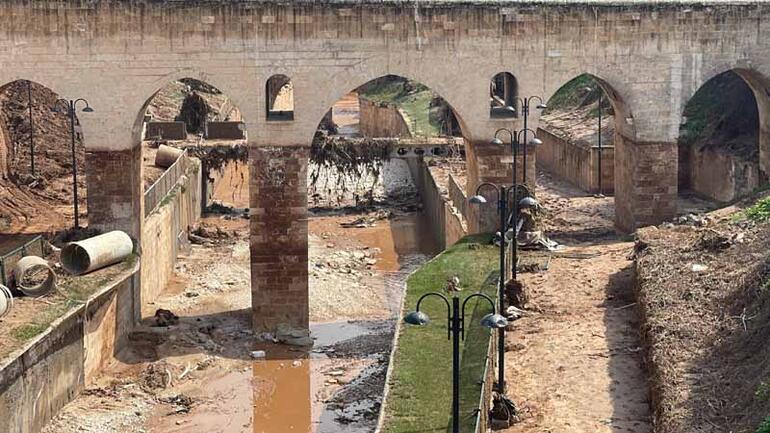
81,106,94,113
480,313,508,329
519,196,539,209
536,103,547,110
469,195,487,205
490,137,504,146
528,137,543,146
504,106,516,113
404,311,430,326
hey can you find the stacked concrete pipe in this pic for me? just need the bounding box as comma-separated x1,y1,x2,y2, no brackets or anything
61,231,134,275
155,144,184,168
0,284,12,318
13,256,57,297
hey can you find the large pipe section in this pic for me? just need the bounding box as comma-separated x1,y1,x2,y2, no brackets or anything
154,144,184,168
13,256,56,297
0,284,12,318
61,231,133,275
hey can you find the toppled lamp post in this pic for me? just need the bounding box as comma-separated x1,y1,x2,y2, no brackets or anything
52,98,93,229
404,292,507,433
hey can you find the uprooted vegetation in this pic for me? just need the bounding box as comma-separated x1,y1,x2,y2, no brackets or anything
634,193,770,433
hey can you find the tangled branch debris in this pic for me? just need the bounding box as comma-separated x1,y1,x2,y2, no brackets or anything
309,132,394,205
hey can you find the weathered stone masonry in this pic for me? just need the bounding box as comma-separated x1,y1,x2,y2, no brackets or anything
250,146,309,331
2,1,770,331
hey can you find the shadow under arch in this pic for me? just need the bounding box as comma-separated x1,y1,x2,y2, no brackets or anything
685,67,770,182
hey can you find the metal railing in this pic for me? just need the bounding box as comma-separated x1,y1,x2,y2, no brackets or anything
0,235,44,287
144,149,189,217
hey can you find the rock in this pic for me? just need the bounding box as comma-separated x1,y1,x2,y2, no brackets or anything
691,263,709,272
250,350,266,359
153,309,179,327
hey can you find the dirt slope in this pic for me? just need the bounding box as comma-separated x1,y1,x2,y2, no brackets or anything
0,80,86,233
635,202,770,432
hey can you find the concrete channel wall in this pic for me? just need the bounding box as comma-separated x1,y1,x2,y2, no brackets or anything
141,158,202,317
406,158,467,250
0,267,139,433
536,128,615,195
0,156,204,433
359,98,411,138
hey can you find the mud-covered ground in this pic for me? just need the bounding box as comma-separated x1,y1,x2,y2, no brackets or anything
40,157,432,433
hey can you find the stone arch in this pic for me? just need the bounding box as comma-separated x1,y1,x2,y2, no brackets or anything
490,72,519,119
131,69,250,146
541,72,647,231
676,68,769,202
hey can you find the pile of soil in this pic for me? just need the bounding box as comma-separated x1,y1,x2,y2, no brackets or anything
635,203,770,432
0,80,87,233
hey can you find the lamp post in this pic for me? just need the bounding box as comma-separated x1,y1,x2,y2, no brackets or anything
27,81,35,176
469,184,537,393
52,98,94,229
512,96,546,185
404,292,507,433
597,91,604,197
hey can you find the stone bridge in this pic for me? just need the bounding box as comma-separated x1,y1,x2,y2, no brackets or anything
2,0,769,331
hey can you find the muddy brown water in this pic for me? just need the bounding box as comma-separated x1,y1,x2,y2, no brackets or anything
144,212,436,433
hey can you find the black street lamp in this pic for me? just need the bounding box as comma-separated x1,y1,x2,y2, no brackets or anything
27,81,35,176
52,98,93,229
469,183,536,393
512,96,546,185
404,292,507,433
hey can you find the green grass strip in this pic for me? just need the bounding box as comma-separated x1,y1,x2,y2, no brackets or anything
383,234,499,433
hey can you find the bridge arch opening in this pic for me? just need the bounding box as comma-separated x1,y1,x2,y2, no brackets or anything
266,74,294,121
136,77,250,323
0,79,89,235
537,73,631,235
677,69,767,205
490,72,518,119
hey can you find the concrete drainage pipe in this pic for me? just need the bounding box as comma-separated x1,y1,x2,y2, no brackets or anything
13,256,57,297
155,144,184,168
61,231,134,276
0,284,13,318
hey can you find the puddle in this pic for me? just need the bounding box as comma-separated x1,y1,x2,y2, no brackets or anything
311,321,372,348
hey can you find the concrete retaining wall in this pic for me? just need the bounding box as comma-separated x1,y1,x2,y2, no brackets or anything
140,158,202,317
0,267,139,433
685,146,760,203
407,158,467,251
145,121,187,141
205,121,246,140
359,98,411,138
536,128,615,194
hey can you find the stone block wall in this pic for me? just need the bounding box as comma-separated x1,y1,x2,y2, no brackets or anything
85,146,143,241
359,98,411,138
140,158,202,317
536,128,615,195
250,146,309,332
614,134,677,232
683,146,760,203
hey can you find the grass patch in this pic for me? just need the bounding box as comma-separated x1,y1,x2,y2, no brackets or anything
758,415,770,433
358,76,443,137
383,234,499,433
734,196,770,223
10,299,74,343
